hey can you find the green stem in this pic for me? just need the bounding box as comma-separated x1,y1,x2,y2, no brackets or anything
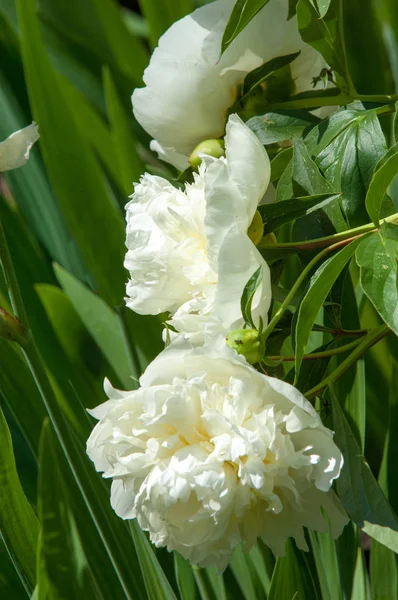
267,95,398,112
305,324,390,400
267,338,362,362
262,235,363,341
259,212,398,252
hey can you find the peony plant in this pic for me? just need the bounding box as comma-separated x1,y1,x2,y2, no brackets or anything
2,0,398,597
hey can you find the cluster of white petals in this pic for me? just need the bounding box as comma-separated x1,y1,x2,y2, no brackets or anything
124,114,272,341
87,339,348,571
132,0,328,169
0,123,39,172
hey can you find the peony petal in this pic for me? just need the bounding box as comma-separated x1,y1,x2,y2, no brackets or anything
0,123,39,172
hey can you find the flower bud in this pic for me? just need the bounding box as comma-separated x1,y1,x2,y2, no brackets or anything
247,210,264,246
0,308,29,346
189,139,225,169
227,328,265,364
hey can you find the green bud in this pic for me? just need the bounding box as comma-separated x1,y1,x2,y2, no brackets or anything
227,328,265,364
189,139,225,169
0,308,29,346
247,210,264,246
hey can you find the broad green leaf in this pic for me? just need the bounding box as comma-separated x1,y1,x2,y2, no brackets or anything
38,421,99,600
0,406,39,593
259,193,341,234
103,67,145,197
129,523,178,600
174,554,197,600
332,393,398,553
315,0,331,18
138,0,193,48
334,521,357,600
221,0,270,53
240,267,262,329
229,545,268,600
306,106,387,227
242,52,301,96
268,539,321,600
294,237,364,378
18,0,126,307
292,137,347,232
365,142,398,226
296,0,348,85
356,223,398,337
270,147,293,182
192,568,226,600
248,110,317,145
54,264,137,388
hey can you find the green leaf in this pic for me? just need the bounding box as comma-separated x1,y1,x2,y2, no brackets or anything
0,406,39,593
221,0,270,53
0,72,87,282
129,523,178,600
315,0,331,18
370,540,398,600
248,110,317,145
54,263,138,388
268,539,321,600
37,0,148,84
38,421,99,599
240,267,263,329
365,142,398,226
308,530,341,600
294,237,364,378
332,392,398,554
296,0,348,85
0,340,45,457
103,67,145,197
259,193,341,234
306,106,388,227
243,52,301,96
174,554,197,600
351,549,371,600
138,0,193,48
18,0,126,307
292,137,347,232
356,223,398,337
270,148,293,182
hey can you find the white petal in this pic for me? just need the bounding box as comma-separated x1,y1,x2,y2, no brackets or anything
0,123,39,172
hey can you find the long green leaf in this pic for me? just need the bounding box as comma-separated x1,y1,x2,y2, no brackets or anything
138,0,193,48
129,523,178,600
0,406,39,593
294,237,364,378
221,0,270,53
365,142,398,226
38,421,99,600
268,539,321,600
356,223,398,337
18,0,126,307
54,264,137,388
332,393,398,553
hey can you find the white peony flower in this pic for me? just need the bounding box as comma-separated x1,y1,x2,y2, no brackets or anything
132,0,328,170
87,337,348,571
124,114,271,342
0,123,39,172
